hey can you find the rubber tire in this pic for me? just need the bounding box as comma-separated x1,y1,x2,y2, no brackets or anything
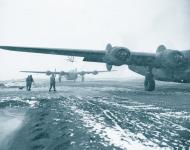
144,78,155,91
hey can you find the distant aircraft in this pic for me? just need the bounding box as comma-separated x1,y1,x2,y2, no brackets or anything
0,43,189,91
67,56,75,62
20,69,113,82
0,82,24,90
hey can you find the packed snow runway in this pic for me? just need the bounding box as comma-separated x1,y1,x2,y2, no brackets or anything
0,80,189,150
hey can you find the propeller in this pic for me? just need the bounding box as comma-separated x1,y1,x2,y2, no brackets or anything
54,68,56,77
105,43,113,71
106,64,112,71
156,45,166,53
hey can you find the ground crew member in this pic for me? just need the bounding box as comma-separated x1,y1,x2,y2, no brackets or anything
49,74,56,92
28,75,34,91
26,75,30,91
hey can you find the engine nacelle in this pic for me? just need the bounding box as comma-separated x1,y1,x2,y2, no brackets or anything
60,71,65,75
92,71,98,75
80,71,85,76
104,44,131,70
156,45,185,68
46,71,52,76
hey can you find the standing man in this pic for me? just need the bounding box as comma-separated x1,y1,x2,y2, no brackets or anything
49,74,56,92
28,75,34,91
26,75,30,91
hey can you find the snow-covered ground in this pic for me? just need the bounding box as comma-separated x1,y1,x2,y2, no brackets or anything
0,80,189,150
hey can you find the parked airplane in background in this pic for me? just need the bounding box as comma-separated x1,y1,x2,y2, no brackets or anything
0,82,24,90
20,69,113,82
0,43,190,91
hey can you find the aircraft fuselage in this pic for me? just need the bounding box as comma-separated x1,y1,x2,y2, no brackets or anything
128,49,190,83
129,65,190,83
64,73,78,81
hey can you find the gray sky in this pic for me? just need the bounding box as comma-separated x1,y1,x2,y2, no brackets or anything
0,0,189,80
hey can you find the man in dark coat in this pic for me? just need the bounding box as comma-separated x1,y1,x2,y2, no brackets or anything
26,75,30,91
49,74,56,92
28,75,34,91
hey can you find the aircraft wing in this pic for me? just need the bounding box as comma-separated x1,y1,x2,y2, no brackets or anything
0,46,105,63
21,71,51,74
20,70,66,75
0,45,157,67
79,70,114,74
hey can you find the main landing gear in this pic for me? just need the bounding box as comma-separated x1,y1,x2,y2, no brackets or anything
58,75,62,83
81,75,85,82
144,68,155,91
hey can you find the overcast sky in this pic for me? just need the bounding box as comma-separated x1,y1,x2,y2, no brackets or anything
0,0,189,80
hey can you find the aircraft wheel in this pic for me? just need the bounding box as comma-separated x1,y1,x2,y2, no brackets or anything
144,75,155,91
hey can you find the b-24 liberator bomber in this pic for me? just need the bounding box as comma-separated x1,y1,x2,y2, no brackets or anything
0,44,190,91
20,69,112,82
